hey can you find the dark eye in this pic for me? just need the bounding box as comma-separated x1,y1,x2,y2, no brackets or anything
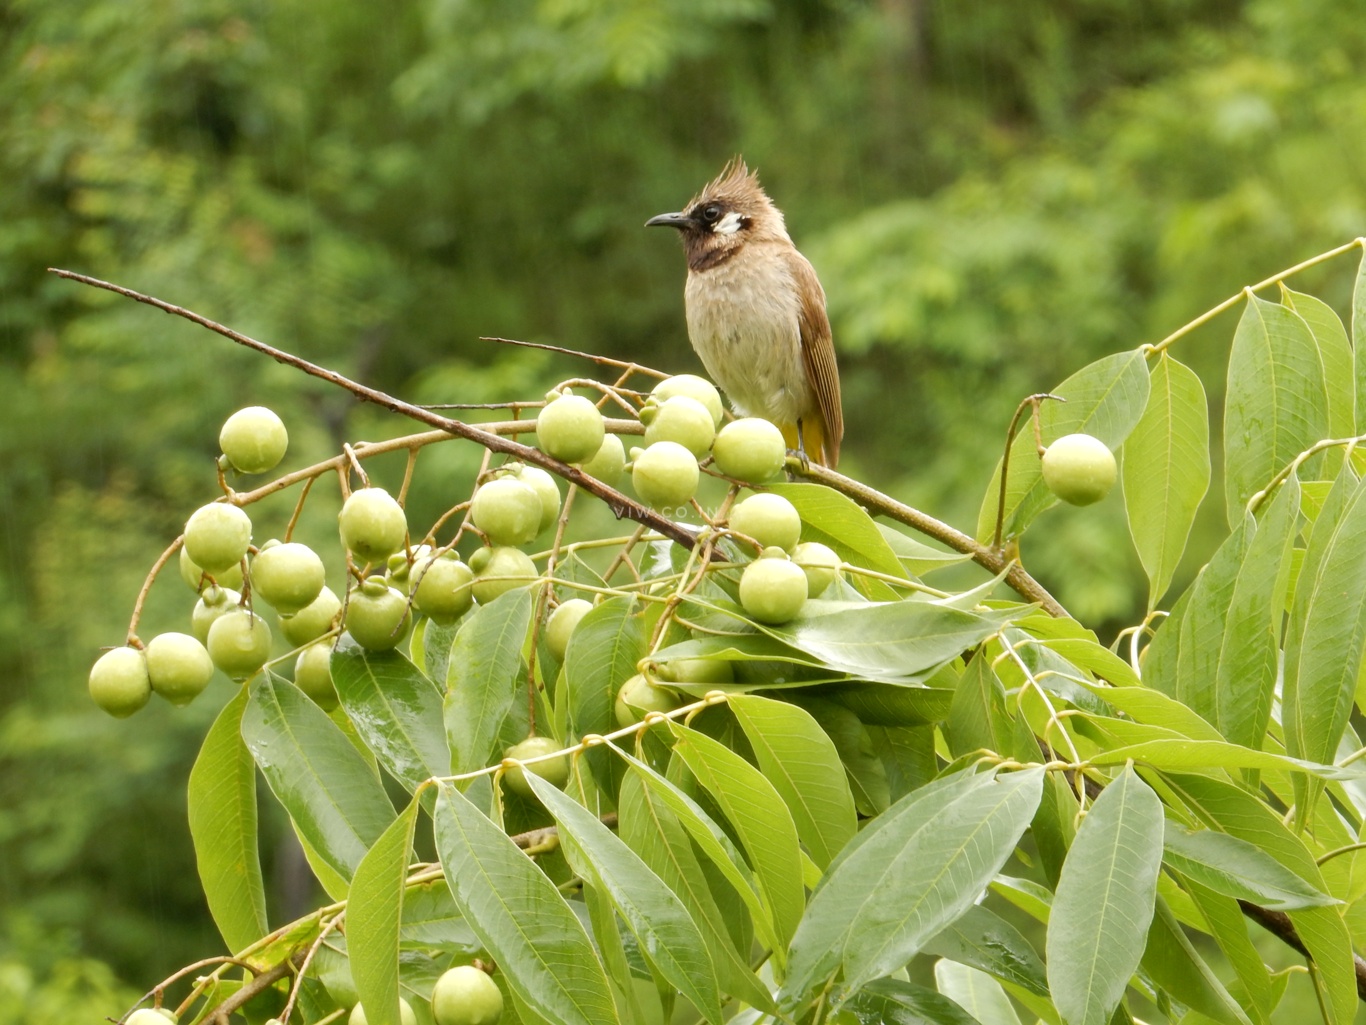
700,204,723,223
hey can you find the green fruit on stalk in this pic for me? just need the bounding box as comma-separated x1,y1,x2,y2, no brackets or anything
413,553,476,625
1041,433,1117,506
652,374,723,429
545,598,593,661
655,657,734,685
179,546,243,591
472,476,543,546
431,965,504,1025
469,546,538,604
192,585,242,644
345,577,412,651
739,548,808,624
536,390,605,463
145,631,215,706
125,1010,177,1025
279,586,341,647
89,646,152,718
219,405,288,474
502,735,569,797
642,395,716,458
206,609,273,680
294,641,338,711
729,492,801,552
339,487,407,563
792,541,840,598
711,418,787,482
184,502,252,574
614,673,681,727
349,999,416,1025
631,441,699,511
250,540,326,614
514,464,562,533
580,433,626,485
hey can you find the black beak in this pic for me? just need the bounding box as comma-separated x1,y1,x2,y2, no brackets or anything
645,211,695,230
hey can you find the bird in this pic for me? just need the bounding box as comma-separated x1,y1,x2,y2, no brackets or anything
646,158,843,468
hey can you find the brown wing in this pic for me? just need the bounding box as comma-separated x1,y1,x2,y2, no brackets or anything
791,250,843,467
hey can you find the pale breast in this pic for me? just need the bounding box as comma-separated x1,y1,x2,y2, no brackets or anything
683,248,814,425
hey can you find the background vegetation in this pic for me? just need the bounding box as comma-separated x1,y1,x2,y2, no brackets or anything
2,0,1366,1017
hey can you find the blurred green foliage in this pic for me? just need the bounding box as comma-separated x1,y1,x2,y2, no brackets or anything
2,0,1366,1010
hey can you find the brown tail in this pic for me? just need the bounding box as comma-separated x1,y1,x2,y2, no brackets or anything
780,420,837,468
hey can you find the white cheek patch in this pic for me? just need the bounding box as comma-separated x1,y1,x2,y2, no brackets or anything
713,211,746,235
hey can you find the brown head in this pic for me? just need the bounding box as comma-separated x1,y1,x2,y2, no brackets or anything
645,158,792,271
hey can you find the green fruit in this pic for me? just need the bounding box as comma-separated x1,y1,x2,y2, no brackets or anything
711,418,787,483
502,735,569,797
349,998,416,1025
413,554,475,625
514,464,562,532
580,433,626,486
179,545,243,591
1041,433,1117,506
470,546,538,604
386,545,434,593
279,585,341,647
219,405,288,474
125,1010,177,1025
471,476,543,546
250,540,326,614
792,541,841,598
145,631,215,706
184,503,252,575
729,493,801,552
206,609,273,680
642,395,716,458
614,673,681,727
431,965,504,1025
536,391,605,463
345,578,412,650
652,374,724,429
89,646,152,718
192,585,242,644
631,441,699,511
294,641,338,711
339,487,408,563
655,657,734,685
739,549,809,624
545,598,593,661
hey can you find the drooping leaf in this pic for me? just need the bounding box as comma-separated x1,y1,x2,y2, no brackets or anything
1138,896,1251,1025
977,349,1150,542
944,654,1014,759
445,586,534,777
1284,287,1354,441
332,642,450,791
922,904,1048,997
1162,821,1337,910
243,672,395,882
1185,880,1274,1025
728,693,857,871
349,798,419,1025
1046,765,1162,1025
843,977,984,1025
1087,738,1365,780
1222,294,1329,524
563,595,643,792
934,960,1021,1025
433,782,619,1025
188,687,267,953
791,696,890,816
1354,248,1366,434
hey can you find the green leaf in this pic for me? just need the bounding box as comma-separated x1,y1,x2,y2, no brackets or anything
563,595,644,792
922,904,1048,997
1138,896,1251,1025
410,616,461,684
243,672,395,882
1284,287,1354,441
977,349,1150,542
433,782,620,1025
945,654,1014,758
1184,880,1273,1025
1355,248,1366,434
1288,905,1357,1025
349,797,419,1025
934,960,1021,1025
188,686,267,953
843,977,984,1025
1088,738,1365,780
1163,821,1337,910
876,524,973,577
780,766,1043,1014
445,587,534,777
791,696,890,816
1046,764,1163,1025
1123,353,1210,608
727,694,857,871
666,721,805,957
525,773,726,1023
1223,294,1329,524
332,643,450,791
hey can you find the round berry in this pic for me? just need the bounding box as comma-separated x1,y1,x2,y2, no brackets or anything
614,673,681,727
514,464,562,533
344,578,412,651
1041,433,1117,506
250,540,326,615
642,395,716,458
279,586,342,647
125,1011,177,1025
219,406,288,475
545,598,593,661
206,609,273,680
711,418,787,483
413,554,475,625
431,965,504,1025
739,549,809,625
349,998,416,1025
536,391,605,464
89,646,152,718
184,503,252,575
145,632,215,706
192,585,242,644
470,546,538,605
655,657,734,685
792,541,841,598
652,374,724,429
472,476,543,547
294,641,338,711
502,735,569,798
631,441,699,511
729,493,801,553
339,488,407,564
580,433,626,486
179,546,243,591
386,545,434,594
